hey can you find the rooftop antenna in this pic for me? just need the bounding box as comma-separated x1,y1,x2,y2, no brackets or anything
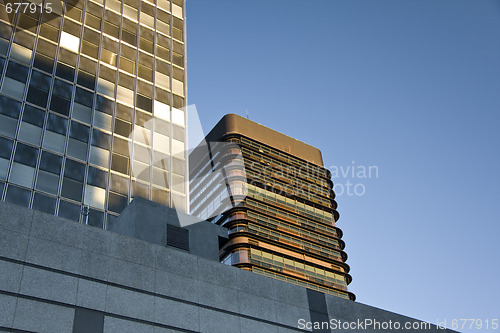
245,109,249,120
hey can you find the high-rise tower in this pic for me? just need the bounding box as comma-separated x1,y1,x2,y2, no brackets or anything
0,0,187,227
190,114,355,300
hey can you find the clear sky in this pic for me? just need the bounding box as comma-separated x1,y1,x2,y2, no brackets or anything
186,0,500,330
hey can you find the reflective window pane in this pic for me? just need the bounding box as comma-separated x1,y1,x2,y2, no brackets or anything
84,184,106,209
108,191,127,213
0,137,14,159
64,159,85,181
67,139,88,161
111,153,129,174
50,95,71,116
61,177,83,201
5,184,31,207
58,199,81,222
36,170,60,195
32,192,56,215
39,151,62,174
22,105,45,126
1,77,25,99
69,121,90,142
42,131,66,154
14,143,39,167
56,62,75,81
87,209,104,228
46,113,68,135
0,95,22,119
92,129,111,150
74,87,94,108
6,61,29,83
87,166,108,188
18,122,42,146
89,145,110,168
0,158,9,180
9,162,35,188
110,173,129,194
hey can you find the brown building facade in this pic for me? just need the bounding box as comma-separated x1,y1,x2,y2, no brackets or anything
190,114,355,300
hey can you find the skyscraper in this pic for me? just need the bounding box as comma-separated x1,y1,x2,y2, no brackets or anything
0,0,187,227
190,114,355,300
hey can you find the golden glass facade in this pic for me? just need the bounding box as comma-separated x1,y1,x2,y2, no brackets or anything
190,115,355,300
0,0,187,227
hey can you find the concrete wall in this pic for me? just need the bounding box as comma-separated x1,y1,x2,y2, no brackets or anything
108,198,227,262
0,201,455,333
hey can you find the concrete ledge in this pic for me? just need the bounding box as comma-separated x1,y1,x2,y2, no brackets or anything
0,201,456,333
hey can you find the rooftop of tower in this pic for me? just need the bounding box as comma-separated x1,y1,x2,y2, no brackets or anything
204,114,325,167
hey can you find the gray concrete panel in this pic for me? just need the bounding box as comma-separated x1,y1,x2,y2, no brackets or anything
155,246,198,278
0,229,29,261
0,260,23,293
272,279,309,309
154,296,200,331
155,270,199,303
237,268,275,299
107,257,155,292
13,298,75,333
74,249,110,281
105,285,155,322
275,301,311,328
197,256,239,290
238,291,277,323
199,308,241,333
109,232,158,268
30,210,80,249
77,223,111,255
0,294,17,327
25,236,82,274
0,201,33,235
76,278,107,311
19,266,78,305
103,316,155,333
239,317,279,333
198,280,239,312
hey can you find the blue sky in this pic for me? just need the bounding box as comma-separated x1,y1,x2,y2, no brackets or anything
186,0,500,330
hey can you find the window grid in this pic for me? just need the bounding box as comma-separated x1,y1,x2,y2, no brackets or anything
0,0,187,226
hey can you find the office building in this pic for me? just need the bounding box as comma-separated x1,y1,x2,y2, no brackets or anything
190,114,355,300
0,0,188,228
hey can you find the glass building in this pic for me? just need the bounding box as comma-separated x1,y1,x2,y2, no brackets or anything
190,114,355,300
0,0,187,228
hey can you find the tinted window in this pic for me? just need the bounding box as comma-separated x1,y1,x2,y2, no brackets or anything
64,158,85,181
6,61,29,82
0,95,22,119
87,166,108,188
27,86,49,108
56,62,75,81
14,143,38,167
91,129,111,150
39,151,62,174
53,78,73,99
32,192,56,214
22,105,45,126
30,70,51,91
0,137,14,159
46,113,68,135
50,95,71,116
58,199,81,221
69,121,90,142
5,185,31,207
87,208,104,228
75,87,94,107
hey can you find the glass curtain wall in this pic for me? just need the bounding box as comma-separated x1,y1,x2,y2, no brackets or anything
0,0,187,227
